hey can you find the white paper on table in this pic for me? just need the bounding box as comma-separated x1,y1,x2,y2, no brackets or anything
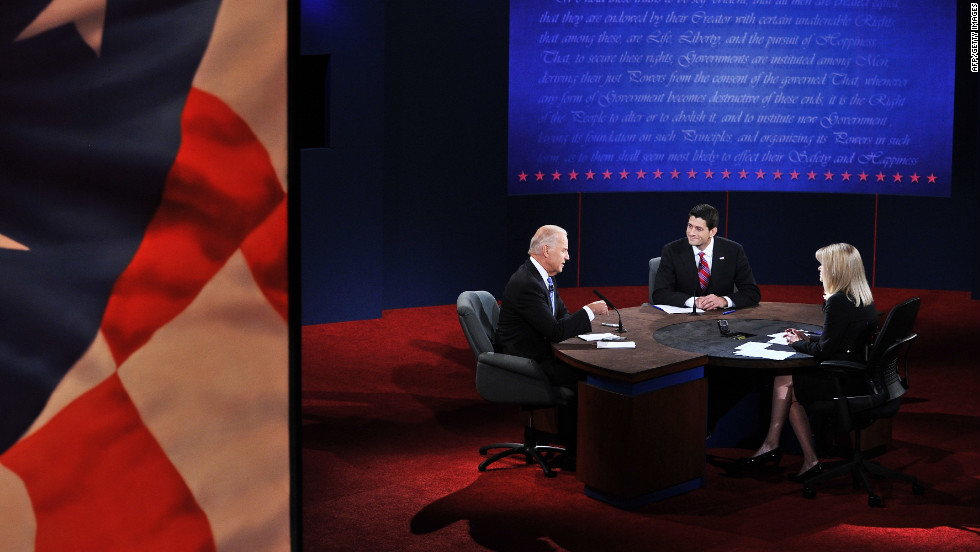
734,341,795,360
597,341,636,349
767,332,791,345
652,304,705,314
578,333,624,341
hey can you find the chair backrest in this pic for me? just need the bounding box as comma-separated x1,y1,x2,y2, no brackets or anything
853,297,919,412
870,297,920,363
864,333,916,404
647,256,661,305
869,297,920,395
457,291,499,361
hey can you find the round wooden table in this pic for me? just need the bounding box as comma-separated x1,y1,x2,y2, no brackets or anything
552,302,825,509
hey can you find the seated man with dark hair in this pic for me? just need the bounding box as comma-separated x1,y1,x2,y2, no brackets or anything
652,204,762,438
652,203,760,311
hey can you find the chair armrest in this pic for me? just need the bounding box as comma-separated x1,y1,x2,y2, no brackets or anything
478,351,548,381
819,359,867,374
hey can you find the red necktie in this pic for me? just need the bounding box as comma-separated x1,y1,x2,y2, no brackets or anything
698,252,710,292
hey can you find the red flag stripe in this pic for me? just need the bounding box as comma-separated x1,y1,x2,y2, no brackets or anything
0,373,216,552
242,197,288,322
100,87,285,366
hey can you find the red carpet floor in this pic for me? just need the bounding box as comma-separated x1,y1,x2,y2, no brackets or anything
301,286,980,551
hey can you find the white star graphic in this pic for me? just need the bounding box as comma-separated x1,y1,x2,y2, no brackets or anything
15,0,107,57
0,234,29,251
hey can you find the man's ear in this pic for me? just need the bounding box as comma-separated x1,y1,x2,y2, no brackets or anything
709,227,718,238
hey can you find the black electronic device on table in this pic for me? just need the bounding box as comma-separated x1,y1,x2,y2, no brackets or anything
718,319,755,340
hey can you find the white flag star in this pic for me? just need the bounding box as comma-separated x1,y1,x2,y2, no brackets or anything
0,234,29,251
15,0,107,57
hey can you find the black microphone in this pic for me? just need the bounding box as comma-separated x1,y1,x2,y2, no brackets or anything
593,289,626,333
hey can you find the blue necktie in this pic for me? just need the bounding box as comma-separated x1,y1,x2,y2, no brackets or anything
547,277,555,315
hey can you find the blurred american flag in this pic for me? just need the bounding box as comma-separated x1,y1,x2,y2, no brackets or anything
0,0,289,549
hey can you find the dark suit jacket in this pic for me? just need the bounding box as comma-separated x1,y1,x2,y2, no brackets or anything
791,292,877,361
652,236,761,309
791,291,878,404
494,259,593,365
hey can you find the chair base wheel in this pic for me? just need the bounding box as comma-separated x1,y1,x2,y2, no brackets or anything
913,483,925,495
803,487,816,499
868,494,883,507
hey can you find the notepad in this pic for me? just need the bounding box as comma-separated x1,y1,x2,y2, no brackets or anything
597,341,636,349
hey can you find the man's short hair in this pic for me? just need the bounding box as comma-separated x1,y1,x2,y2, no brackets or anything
528,225,566,255
689,204,719,230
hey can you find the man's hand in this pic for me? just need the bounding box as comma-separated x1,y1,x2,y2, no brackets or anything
695,294,727,311
587,300,610,316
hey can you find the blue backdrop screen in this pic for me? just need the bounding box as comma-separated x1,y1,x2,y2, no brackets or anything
508,0,955,196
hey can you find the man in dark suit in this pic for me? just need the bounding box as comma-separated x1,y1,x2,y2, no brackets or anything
652,203,760,310
495,224,608,386
652,204,762,437
494,225,608,470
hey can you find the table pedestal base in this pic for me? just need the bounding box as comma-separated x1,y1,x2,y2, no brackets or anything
585,477,704,510
577,367,707,509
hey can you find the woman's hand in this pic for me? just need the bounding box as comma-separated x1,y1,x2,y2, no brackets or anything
784,328,808,344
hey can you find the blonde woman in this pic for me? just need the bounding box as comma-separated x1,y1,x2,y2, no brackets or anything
739,243,878,482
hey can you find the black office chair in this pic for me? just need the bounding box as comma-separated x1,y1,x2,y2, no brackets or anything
645,256,661,305
799,297,925,506
456,291,574,478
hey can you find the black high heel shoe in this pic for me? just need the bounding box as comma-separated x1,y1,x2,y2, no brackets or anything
737,447,783,469
788,462,823,483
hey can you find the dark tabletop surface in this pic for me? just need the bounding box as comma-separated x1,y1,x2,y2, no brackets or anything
554,302,826,383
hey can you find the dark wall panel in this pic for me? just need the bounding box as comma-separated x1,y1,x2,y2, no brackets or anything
730,192,877,287
300,148,383,324
381,1,511,310
875,195,956,290
299,0,385,324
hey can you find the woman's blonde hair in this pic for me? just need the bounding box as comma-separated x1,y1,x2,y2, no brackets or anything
815,243,873,307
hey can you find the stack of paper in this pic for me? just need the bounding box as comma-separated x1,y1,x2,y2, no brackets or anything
597,341,636,349
734,342,795,360
653,304,705,314
578,333,622,341
578,333,636,349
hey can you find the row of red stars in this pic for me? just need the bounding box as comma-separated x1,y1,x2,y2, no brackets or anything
518,168,938,183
